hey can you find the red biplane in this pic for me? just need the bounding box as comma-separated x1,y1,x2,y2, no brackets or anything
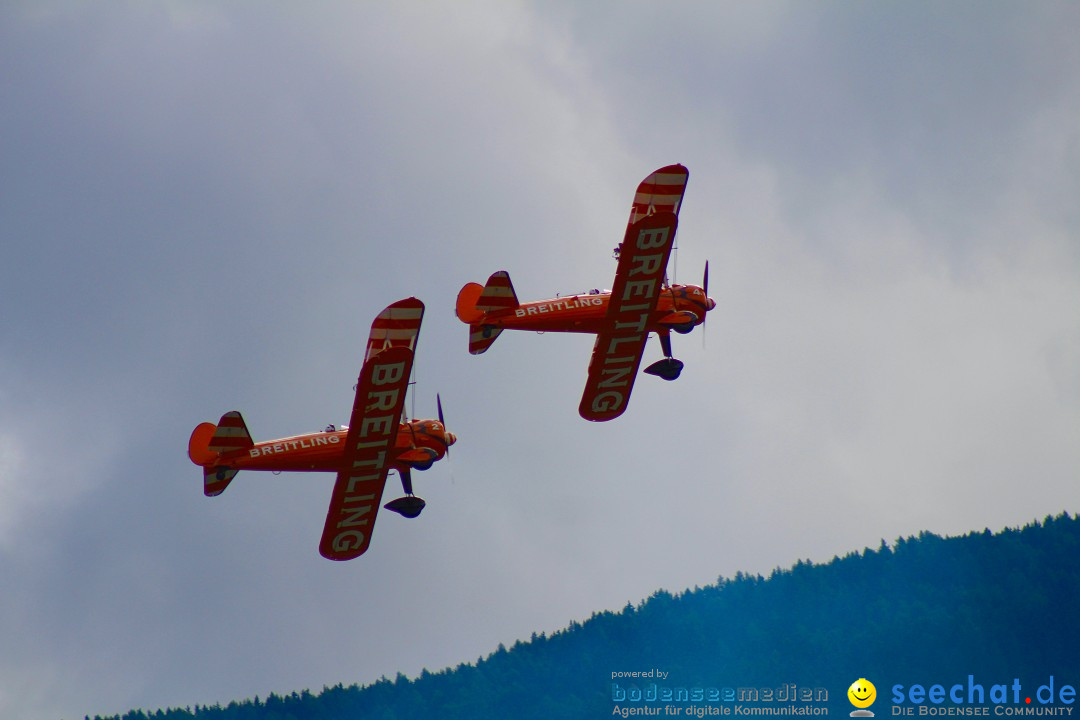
456,164,714,422
187,297,456,561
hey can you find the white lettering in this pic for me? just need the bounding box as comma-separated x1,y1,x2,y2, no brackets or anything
370,361,407,387
591,390,625,413
622,279,656,301
332,531,365,553
359,415,394,438
636,226,670,250
338,506,373,528
614,314,650,333
598,366,634,389
606,335,642,355
629,252,664,277
349,454,386,474
366,388,400,413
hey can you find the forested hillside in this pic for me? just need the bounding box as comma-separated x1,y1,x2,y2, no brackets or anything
92,513,1080,720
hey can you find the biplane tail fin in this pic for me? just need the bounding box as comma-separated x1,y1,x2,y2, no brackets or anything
477,270,518,312
208,411,254,454
455,282,485,324
189,412,253,496
455,271,520,321
457,271,516,354
188,422,218,466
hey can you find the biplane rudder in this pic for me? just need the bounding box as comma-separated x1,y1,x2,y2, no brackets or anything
458,271,518,354
456,270,520,317
476,271,519,313
455,282,485,324
188,422,218,466
190,411,254,496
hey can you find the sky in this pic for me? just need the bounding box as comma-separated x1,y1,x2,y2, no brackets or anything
1,2,1078,718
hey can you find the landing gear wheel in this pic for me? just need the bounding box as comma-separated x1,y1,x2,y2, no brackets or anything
384,496,426,518
643,358,684,381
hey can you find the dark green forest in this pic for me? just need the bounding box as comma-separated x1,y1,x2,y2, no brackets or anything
92,513,1080,720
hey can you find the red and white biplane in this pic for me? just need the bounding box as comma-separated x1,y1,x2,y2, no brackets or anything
187,297,456,560
456,164,714,422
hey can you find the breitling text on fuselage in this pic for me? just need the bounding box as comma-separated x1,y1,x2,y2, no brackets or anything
515,296,604,317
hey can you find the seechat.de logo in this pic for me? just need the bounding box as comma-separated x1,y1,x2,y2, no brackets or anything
849,678,877,717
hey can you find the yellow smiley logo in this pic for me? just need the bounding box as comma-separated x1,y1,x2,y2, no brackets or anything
848,678,877,709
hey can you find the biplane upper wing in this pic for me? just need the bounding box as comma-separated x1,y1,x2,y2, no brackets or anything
626,163,689,225
320,298,424,561
364,297,425,362
578,210,680,421
578,165,689,422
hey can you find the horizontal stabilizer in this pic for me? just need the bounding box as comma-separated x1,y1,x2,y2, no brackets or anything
204,466,239,497
469,323,503,355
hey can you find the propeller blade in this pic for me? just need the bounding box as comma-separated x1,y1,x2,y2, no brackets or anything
437,393,450,457
702,260,710,349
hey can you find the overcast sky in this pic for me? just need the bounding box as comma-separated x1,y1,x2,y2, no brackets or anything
2,3,1078,719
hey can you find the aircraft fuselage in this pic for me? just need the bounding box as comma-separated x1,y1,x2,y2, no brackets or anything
479,283,714,334
201,420,453,474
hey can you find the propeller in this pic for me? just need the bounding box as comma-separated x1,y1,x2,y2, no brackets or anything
437,393,452,457
702,260,710,349
384,393,453,520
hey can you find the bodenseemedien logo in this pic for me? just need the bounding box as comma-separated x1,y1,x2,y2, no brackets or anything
849,678,877,717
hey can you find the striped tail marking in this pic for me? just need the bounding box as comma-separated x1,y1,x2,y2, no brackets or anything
469,324,503,355
203,411,252,496
208,411,253,454
475,271,519,313
204,466,240,497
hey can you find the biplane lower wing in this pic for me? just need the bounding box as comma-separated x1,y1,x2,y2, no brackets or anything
579,211,679,422
320,334,417,560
